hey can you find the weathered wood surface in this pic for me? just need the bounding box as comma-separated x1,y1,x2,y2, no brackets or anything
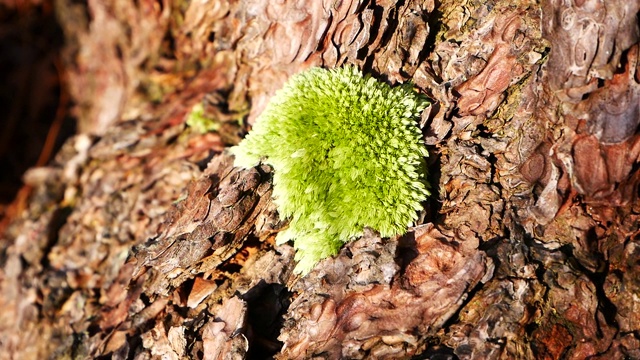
1,0,639,359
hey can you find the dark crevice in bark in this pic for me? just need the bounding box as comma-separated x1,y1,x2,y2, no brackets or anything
412,344,458,360
422,1,443,60
242,281,292,359
40,206,73,270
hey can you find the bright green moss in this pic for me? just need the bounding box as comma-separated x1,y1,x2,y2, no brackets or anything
231,66,430,274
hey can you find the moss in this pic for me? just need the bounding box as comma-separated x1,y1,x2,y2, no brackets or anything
186,103,219,133
231,66,430,274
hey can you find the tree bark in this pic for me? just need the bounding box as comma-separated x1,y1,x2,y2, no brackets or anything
1,0,639,359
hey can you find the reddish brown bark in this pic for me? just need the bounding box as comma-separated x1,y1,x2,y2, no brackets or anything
1,0,639,359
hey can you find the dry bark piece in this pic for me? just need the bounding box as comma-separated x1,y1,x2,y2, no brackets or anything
188,277,219,309
279,225,492,359
455,11,529,116
542,0,639,93
202,297,249,360
130,153,276,296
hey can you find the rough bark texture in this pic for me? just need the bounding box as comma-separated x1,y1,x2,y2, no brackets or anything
1,0,639,359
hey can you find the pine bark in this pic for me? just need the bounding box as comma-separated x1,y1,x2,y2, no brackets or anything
1,0,639,359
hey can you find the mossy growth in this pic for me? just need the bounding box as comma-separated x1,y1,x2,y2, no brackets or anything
186,103,219,133
231,66,430,274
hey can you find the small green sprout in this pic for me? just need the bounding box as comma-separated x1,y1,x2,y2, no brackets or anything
231,66,430,274
186,103,219,134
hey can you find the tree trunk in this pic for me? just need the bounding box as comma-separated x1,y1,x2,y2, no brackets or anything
1,0,639,359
